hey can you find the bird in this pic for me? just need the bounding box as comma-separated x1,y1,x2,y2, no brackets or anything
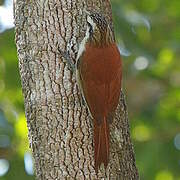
75,11,122,172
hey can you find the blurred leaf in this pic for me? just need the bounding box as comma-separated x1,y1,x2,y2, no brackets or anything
132,124,151,142
0,0,4,5
15,114,28,139
15,114,29,156
155,170,173,180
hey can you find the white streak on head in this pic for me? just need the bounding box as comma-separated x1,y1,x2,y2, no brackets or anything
87,15,96,31
76,15,96,61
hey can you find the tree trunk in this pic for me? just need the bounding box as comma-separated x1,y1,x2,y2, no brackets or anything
14,0,139,179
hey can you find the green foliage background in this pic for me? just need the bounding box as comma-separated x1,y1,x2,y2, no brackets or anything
0,0,179,179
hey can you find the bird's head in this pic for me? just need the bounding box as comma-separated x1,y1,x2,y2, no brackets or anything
85,11,114,46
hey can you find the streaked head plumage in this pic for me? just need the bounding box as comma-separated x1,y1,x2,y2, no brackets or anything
86,11,108,33
87,13,108,30
84,10,114,46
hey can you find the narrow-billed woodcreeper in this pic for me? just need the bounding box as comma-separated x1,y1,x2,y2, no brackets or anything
75,12,122,172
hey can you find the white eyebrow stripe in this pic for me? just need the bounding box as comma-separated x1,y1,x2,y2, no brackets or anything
87,15,96,31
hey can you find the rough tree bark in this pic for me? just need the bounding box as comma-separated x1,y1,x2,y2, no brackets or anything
14,0,139,179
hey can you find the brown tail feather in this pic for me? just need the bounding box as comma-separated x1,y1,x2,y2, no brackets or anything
94,117,109,172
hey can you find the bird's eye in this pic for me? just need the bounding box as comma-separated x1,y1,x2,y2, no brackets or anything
87,22,93,34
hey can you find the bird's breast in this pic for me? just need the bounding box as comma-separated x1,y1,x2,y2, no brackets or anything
79,43,122,120
81,43,121,84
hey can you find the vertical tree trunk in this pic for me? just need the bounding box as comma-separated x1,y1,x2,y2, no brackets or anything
14,0,139,179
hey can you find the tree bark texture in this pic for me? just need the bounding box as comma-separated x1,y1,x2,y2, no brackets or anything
14,0,139,179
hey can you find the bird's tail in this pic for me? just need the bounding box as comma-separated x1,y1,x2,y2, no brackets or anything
94,116,109,172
